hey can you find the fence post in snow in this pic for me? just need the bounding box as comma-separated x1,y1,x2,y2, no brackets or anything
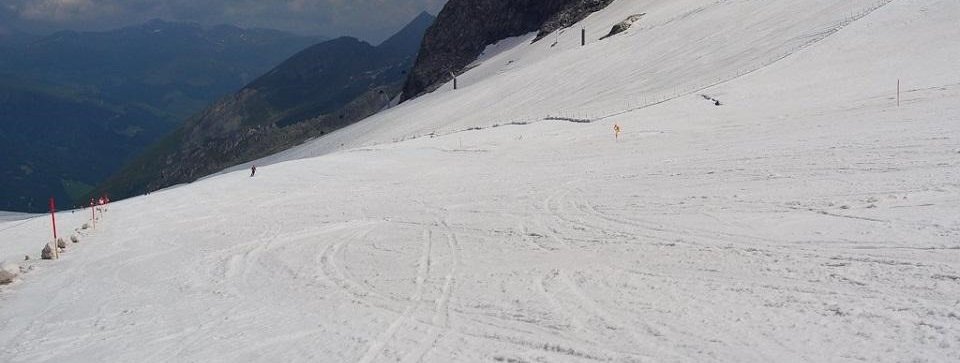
581,28,586,46
897,79,900,107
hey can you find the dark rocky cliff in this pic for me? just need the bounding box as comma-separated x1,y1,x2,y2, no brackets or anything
400,0,614,101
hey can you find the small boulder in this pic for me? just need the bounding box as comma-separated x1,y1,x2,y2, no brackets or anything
57,238,67,249
0,262,20,284
70,235,80,244
81,223,89,230
41,243,56,260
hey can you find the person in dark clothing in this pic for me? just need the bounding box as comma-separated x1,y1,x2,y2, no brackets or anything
250,165,257,177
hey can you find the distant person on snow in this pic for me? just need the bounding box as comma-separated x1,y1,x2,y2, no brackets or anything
250,165,257,177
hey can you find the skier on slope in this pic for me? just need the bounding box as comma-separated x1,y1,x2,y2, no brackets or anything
250,165,257,177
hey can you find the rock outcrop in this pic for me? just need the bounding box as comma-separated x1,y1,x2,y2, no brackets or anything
401,0,614,101
601,13,646,40
41,243,55,260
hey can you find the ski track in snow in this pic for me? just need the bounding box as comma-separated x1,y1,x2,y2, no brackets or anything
2,0,960,361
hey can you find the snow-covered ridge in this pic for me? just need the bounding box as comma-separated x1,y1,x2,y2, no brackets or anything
251,0,908,166
2,0,959,361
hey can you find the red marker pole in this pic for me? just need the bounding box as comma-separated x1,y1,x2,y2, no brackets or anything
49,197,57,241
50,197,59,259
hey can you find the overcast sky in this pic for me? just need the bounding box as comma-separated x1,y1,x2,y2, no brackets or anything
0,0,447,43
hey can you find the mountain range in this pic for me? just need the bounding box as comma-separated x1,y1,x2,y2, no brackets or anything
0,20,322,212
95,12,436,200
95,0,612,201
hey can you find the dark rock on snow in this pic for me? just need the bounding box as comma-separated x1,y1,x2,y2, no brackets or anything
601,13,645,40
41,243,55,260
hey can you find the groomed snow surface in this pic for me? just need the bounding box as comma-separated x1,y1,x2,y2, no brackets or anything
2,0,959,361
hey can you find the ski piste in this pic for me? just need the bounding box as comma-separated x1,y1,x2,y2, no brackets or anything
1,0,958,361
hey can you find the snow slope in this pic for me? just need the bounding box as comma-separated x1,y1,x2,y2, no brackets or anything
0,212,34,223
2,0,959,361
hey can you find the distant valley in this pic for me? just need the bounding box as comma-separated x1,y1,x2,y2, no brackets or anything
0,20,323,212
95,12,436,200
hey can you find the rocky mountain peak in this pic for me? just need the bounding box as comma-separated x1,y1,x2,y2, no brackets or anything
400,0,614,101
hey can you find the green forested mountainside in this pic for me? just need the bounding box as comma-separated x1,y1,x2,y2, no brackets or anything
0,80,167,211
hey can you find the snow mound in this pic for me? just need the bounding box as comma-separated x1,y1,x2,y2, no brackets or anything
0,262,20,284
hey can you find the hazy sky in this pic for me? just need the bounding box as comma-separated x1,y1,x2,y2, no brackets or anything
0,0,447,43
